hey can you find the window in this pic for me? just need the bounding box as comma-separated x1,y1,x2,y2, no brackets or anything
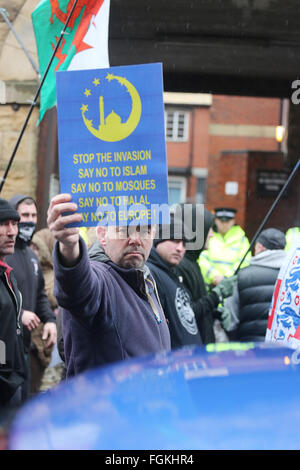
168,177,187,205
165,110,189,142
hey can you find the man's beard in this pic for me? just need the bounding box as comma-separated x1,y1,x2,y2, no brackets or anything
119,247,145,268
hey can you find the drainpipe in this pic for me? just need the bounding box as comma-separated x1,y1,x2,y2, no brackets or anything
187,108,195,200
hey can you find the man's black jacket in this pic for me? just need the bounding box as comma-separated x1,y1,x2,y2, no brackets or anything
0,263,26,405
6,238,56,351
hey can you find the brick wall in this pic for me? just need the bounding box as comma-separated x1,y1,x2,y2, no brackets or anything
166,106,210,170
210,95,281,126
210,136,278,159
245,152,299,239
165,94,283,207
206,151,249,228
206,151,300,241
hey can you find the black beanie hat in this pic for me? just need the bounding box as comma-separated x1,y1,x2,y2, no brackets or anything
154,214,188,247
257,228,286,250
0,198,20,222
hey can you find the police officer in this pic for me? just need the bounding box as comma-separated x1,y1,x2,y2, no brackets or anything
285,225,300,252
198,207,251,288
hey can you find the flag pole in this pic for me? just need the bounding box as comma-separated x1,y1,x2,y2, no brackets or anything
234,158,300,275
0,0,79,194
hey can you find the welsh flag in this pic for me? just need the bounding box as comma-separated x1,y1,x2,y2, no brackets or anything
32,0,110,122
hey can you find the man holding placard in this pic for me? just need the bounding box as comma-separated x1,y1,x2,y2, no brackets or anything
56,63,169,229
51,63,173,375
48,193,170,377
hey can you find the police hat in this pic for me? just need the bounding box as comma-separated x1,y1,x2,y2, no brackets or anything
214,207,237,220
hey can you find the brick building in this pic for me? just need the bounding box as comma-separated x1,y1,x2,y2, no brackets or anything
164,92,296,238
165,92,282,203
164,92,211,205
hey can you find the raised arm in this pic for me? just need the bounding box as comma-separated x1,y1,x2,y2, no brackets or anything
47,193,82,267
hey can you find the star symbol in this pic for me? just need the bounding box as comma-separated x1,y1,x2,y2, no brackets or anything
84,89,91,97
93,78,100,86
80,104,88,113
106,73,114,82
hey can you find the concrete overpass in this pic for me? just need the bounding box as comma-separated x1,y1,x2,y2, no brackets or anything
109,0,300,100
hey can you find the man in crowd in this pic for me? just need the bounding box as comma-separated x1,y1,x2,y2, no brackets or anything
6,194,57,398
0,198,26,407
221,228,287,341
199,207,251,288
48,193,171,378
176,205,215,303
175,206,217,343
147,212,236,348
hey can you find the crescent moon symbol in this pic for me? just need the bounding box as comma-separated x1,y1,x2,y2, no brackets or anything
81,73,142,142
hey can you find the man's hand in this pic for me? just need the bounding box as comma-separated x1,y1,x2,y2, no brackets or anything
218,305,232,332
22,310,40,331
47,193,82,266
212,275,224,286
212,275,237,301
42,322,57,349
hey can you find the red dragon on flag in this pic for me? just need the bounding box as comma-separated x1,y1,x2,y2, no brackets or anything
49,0,105,64
32,0,110,122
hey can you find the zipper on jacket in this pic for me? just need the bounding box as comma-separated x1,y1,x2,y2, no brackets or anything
144,275,165,324
4,271,22,334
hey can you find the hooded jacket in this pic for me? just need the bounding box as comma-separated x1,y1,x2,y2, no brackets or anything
176,208,215,300
175,208,217,344
0,261,26,405
147,248,204,349
54,239,171,377
226,249,287,342
6,194,56,351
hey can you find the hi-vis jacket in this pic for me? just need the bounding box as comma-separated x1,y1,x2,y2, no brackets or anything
198,225,251,287
285,227,300,252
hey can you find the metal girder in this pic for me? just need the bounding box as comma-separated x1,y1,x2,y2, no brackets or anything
109,0,300,97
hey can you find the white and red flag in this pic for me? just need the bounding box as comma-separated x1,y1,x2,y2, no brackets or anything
266,236,300,347
32,0,110,122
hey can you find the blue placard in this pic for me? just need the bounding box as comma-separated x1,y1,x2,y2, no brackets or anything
56,63,169,226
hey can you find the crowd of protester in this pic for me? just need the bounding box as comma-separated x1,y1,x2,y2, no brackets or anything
0,194,299,447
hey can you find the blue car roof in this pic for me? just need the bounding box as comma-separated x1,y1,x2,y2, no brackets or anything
8,342,300,450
